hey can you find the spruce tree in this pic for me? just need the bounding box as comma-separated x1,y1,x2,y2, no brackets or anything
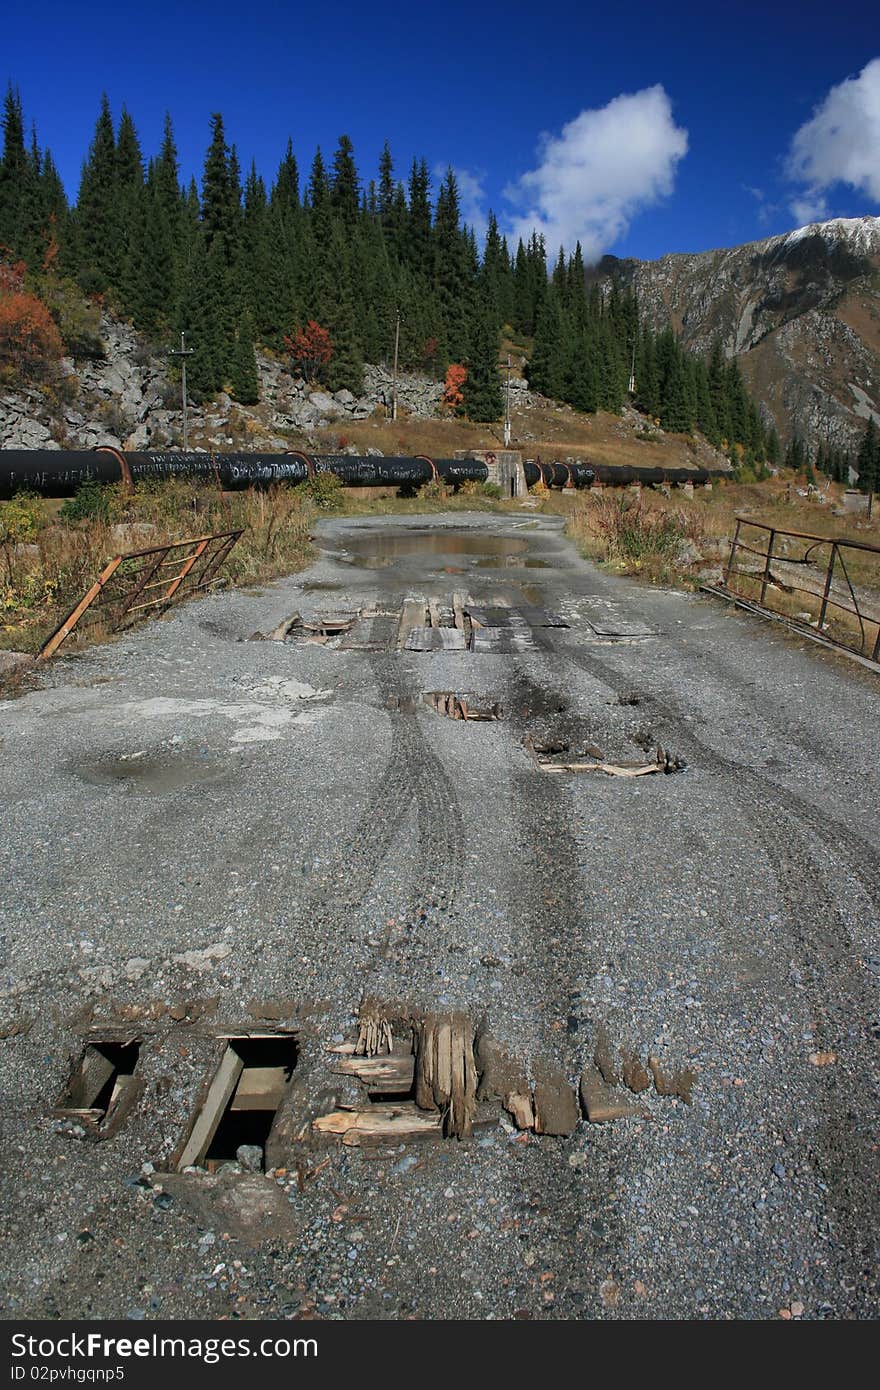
857,417,879,493
201,113,236,262
231,311,260,404
330,135,359,229
462,299,502,422
74,94,118,291
0,86,32,258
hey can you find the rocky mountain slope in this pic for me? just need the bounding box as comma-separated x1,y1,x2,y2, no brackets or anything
0,312,729,476
598,215,880,452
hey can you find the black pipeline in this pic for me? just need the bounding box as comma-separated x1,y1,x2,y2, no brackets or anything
0,448,723,500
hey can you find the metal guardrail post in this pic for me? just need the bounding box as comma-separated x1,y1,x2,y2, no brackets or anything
724,519,742,587
818,543,837,631
759,528,775,606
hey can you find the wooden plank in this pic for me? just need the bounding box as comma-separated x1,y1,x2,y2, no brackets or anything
331,1054,415,1092
229,1065,289,1111
452,592,466,631
177,1048,243,1169
517,605,568,628
396,599,426,649
471,627,536,653
405,627,466,651
427,599,442,629
312,1103,442,1145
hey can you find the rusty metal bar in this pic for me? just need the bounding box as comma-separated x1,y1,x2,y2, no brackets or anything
818,544,837,631
37,556,124,661
161,538,211,602
715,517,880,667
759,528,775,606
724,518,742,587
193,533,240,589
114,550,167,620
731,515,880,554
36,530,244,660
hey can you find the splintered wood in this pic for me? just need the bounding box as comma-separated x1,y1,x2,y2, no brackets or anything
525,736,685,777
312,1104,442,1146
355,1009,393,1058
331,1050,416,1094
427,691,502,721
415,1012,477,1139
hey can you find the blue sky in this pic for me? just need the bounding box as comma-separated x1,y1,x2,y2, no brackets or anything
5,0,880,262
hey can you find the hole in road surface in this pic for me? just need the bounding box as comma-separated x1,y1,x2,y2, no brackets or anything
178,1035,298,1174
59,1040,141,1126
389,692,503,720
77,753,228,795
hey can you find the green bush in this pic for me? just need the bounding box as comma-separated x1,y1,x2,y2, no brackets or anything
480,481,503,500
59,479,111,523
299,472,344,510
0,490,46,545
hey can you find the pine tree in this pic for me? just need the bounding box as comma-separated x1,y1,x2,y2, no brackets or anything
462,298,502,422
331,135,359,229
857,416,879,493
0,86,32,258
201,113,237,263
231,311,260,404
306,147,329,212
74,94,118,291
528,290,564,398
176,237,229,401
405,158,431,271
785,434,807,473
433,168,471,363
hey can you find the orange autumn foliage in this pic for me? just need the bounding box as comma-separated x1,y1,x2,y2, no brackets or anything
443,362,466,410
0,282,63,380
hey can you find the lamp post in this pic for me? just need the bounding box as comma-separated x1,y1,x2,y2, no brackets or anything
169,331,194,451
391,309,401,422
504,354,512,447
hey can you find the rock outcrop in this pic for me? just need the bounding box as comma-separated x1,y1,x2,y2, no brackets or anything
596,214,880,451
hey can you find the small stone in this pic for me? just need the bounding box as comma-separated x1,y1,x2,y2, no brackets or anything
600,1277,621,1308
236,1145,263,1172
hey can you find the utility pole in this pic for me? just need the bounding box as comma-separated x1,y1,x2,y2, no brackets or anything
391,309,401,422
169,331,194,451
504,354,512,447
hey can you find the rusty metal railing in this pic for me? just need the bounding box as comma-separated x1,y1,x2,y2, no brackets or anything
37,529,243,661
708,516,880,667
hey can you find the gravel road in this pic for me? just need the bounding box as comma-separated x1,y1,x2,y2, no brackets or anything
0,510,877,1321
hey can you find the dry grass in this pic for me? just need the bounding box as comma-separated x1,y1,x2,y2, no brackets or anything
563,474,880,591
0,476,527,661
0,480,317,655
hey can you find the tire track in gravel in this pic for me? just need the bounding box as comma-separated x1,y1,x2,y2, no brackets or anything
558,635,880,1312
306,629,464,937
504,653,627,1297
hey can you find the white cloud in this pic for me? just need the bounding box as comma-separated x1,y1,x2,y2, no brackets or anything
789,193,830,226
502,85,688,262
787,57,880,221
455,168,489,241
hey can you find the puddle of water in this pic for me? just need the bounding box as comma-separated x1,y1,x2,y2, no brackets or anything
77,753,230,795
333,530,532,569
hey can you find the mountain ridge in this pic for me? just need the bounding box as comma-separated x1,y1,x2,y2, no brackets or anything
595,214,880,451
